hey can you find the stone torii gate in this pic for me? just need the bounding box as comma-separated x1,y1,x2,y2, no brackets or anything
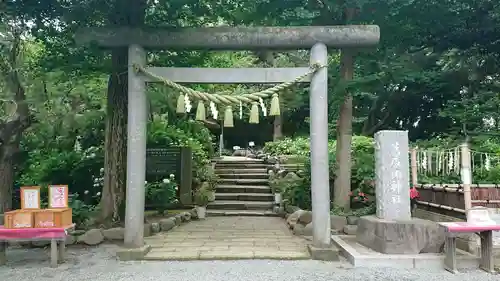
75,26,380,259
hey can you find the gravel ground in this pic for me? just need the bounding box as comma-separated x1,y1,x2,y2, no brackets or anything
0,244,499,281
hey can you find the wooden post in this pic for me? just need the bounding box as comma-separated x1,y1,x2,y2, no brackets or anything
460,143,472,215
179,147,193,205
0,242,6,265
410,148,418,187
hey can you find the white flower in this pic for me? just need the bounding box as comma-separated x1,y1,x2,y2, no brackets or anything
96,192,101,196
93,183,99,187
169,174,175,179
90,153,96,158
163,179,170,184
144,181,148,184
84,190,89,194
248,141,255,147
233,146,240,150
175,186,178,190
100,168,104,173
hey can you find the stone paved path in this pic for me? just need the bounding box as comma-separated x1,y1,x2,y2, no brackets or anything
144,216,310,260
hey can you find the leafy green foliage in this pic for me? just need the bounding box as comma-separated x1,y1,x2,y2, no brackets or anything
193,184,211,206
145,177,178,215
266,136,376,213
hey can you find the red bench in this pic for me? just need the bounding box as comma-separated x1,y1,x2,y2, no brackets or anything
440,222,500,274
0,224,75,267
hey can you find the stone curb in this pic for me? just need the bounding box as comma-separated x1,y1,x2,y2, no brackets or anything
283,205,357,237
20,209,199,248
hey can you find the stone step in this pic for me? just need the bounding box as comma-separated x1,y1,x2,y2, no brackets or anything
207,200,274,210
215,163,269,169
206,209,280,217
216,185,272,194
218,178,269,185
215,168,267,174
216,159,264,163
217,173,269,179
215,192,274,201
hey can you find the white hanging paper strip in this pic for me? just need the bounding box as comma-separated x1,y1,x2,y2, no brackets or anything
239,101,243,119
437,151,442,175
454,147,460,174
485,154,491,171
258,98,267,117
209,101,218,120
417,151,421,173
427,151,432,175
422,152,428,174
448,152,454,174
184,95,192,112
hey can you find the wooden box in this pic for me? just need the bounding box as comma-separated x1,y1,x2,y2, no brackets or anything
33,208,72,228
4,209,35,228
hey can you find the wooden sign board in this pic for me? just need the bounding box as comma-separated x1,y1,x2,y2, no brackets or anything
146,147,193,205
48,185,69,208
20,186,41,209
4,209,35,228
146,148,182,177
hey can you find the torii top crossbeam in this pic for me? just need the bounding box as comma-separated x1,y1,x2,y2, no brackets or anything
74,26,380,50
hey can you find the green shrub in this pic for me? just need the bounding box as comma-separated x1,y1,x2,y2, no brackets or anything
267,135,376,213
263,137,311,156
145,176,179,215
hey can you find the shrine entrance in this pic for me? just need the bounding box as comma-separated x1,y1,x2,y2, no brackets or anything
75,25,380,258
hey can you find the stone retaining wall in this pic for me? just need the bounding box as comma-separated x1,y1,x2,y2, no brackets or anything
283,205,358,236
7,208,198,248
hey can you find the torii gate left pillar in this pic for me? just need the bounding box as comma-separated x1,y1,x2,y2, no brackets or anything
75,26,380,260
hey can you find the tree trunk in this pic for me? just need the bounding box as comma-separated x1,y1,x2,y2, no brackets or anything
0,33,30,215
99,49,128,224
333,7,355,210
0,149,14,213
98,0,146,224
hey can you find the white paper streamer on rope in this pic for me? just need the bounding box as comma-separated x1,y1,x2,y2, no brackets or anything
184,95,192,112
209,101,218,120
422,152,428,172
485,154,491,171
259,97,267,117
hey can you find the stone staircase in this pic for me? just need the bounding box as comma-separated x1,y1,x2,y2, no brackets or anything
209,157,278,216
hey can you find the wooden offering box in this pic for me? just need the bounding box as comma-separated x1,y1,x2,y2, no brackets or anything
4,209,35,228
34,208,72,228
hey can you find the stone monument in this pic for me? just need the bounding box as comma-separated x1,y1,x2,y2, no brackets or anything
356,130,445,254
374,130,411,220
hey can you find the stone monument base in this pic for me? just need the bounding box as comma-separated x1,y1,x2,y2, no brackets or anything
356,215,445,254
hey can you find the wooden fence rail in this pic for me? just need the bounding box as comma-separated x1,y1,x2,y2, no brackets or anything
415,184,500,218
411,143,500,218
